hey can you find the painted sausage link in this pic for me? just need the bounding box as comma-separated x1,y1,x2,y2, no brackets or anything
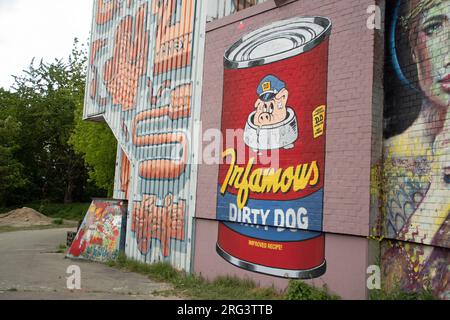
135,132,187,180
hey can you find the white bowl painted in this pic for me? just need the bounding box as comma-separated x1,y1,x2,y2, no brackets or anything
244,108,298,151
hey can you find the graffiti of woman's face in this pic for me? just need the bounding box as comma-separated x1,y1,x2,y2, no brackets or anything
411,0,450,107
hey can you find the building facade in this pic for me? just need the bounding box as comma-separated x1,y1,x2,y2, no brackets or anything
83,0,449,299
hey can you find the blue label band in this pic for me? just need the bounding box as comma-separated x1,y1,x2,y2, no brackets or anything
216,186,324,234
222,221,322,242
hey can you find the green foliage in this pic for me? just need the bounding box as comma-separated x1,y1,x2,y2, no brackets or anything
1,40,89,204
0,202,90,221
369,286,436,300
286,280,340,300
108,255,342,300
0,115,27,206
56,243,68,253
367,273,436,300
68,40,116,196
110,254,181,282
109,255,283,300
0,39,112,205
52,218,64,225
0,224,76,234
32,202,90,221
69,110,117,196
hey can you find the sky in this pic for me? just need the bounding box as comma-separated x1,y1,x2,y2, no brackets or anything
0,0,93,89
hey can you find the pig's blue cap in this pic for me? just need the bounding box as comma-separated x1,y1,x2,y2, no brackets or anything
257,75,286,102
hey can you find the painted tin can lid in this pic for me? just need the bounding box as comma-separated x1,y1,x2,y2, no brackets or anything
224,16,332,69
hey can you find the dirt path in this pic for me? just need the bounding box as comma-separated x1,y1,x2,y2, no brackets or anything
0,228,179,300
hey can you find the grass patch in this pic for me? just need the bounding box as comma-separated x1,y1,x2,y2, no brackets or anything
56,243,67,254
107,254,341,300
0,224,76,233
286,280,340,300
369,286,436,300
108,254,282,300
0,202,90,221
52,218,64,225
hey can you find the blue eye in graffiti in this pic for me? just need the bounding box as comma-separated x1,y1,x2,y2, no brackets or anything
444,170,450,184
423,22,443,36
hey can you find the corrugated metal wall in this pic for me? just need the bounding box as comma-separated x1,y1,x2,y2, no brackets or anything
83,0,206,272
113,145,130,200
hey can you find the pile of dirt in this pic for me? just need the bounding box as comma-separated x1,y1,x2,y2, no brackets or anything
0,207,53,227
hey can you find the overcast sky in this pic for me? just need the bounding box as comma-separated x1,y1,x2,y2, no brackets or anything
0,0,93,89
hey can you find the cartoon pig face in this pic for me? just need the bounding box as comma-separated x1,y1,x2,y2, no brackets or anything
253,88,289,127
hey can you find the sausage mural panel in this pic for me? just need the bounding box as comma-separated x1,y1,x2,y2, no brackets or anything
381,0,449,299
83,0,205,270
216,17,331,278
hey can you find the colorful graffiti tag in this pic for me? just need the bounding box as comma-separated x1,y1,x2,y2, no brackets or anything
84,0,204,268
67,200,127,262
381,241,449,299
382,0,449,299
215,17,331,278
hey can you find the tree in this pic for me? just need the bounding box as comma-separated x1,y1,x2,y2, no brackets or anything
69,108,117,197
0,115,27,206
69,41,117,197
0,39,115,205
5,39,95,203
10,56,89,203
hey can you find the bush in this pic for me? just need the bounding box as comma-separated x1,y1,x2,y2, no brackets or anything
52,218,64,225
108,255,283,300
108,256,346,300
369,287,436,300
286,280,340,300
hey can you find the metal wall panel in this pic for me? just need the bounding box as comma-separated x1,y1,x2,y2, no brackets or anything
83,0,206,272
113,145,130,200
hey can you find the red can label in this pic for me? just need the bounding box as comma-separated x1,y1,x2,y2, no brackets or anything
216,17,332,278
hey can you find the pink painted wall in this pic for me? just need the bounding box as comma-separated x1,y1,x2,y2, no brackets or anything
194,0,378,299
193,219,369,299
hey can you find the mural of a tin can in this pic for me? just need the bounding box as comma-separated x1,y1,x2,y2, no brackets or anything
216,16,332,278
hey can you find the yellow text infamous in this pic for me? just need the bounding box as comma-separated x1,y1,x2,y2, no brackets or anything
220,148,320,209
